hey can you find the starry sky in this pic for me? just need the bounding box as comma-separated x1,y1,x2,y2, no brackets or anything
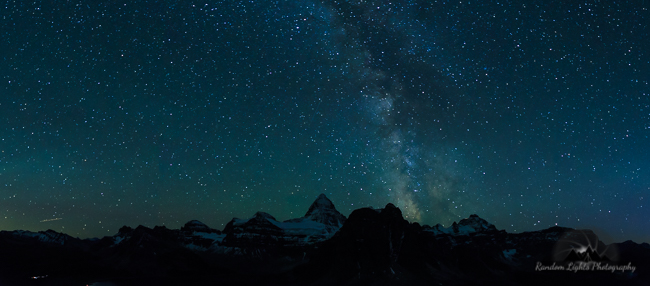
1,0,649,243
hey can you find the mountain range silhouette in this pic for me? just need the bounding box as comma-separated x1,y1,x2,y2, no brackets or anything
0,194,648,285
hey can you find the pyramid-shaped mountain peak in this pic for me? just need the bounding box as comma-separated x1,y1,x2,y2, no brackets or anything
305,193,335,216
253,211,277,221
303,193,346,227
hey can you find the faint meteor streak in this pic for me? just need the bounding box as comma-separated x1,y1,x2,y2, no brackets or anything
39,218,62,222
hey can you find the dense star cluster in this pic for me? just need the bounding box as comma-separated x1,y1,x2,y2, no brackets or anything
1,0,648,243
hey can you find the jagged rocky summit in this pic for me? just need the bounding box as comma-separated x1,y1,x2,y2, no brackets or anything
423,213,499,236
0,194,648,286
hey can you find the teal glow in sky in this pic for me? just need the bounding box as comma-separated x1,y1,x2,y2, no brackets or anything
1,0,649,244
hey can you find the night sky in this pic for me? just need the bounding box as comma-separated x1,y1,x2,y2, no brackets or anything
1,0,649,243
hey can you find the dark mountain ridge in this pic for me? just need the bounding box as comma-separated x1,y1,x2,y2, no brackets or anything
0,194,647,286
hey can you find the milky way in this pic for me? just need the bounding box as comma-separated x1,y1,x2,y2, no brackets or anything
1,0,648,243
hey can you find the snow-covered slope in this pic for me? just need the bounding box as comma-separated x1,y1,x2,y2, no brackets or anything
11,229,76,245
222,194,346,247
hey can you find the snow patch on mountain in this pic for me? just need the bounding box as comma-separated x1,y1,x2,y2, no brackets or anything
113,236,126,245
12,229,72,245
503,249,517,260
191,231,226,242
272,218,332,236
